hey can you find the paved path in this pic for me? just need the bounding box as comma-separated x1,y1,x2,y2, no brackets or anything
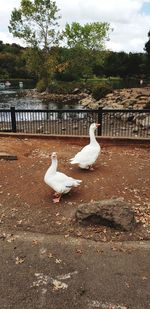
0,231,150,309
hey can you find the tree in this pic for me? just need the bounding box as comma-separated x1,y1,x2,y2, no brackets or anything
62,22,110,51
54,47,93,81
9,0,60,49
144,30,150,77
144,30,150,55
9,0,61,86
60,22,110,81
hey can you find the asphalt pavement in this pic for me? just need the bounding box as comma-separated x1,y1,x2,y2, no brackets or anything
0,230,150,309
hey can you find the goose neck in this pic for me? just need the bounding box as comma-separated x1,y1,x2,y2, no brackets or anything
89,128,96,144
49,158,57,174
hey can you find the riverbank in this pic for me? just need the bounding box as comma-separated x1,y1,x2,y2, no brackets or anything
25,87,150,109
81,86,150,109
25,89,87,104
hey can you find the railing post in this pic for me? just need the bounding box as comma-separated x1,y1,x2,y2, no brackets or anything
98,107,102,136
11,107,16,132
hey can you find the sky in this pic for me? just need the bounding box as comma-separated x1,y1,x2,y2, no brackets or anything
0,0,150,53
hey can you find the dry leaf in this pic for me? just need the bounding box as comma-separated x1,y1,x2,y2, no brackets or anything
48,253,53,258
15,257,25,264
55,259,62,264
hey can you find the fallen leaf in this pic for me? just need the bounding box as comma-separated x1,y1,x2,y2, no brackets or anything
52,279,68,291
48,253,53,258
55,259,62,264
15,257,25,264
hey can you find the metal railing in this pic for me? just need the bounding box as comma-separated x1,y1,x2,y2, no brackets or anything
0,107,150,138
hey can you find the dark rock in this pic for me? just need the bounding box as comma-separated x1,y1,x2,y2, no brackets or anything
75,198,136,231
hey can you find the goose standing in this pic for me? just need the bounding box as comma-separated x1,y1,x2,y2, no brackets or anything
70,123,101,170
44,152,82,203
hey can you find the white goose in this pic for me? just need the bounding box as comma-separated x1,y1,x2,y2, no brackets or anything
70,123,101,170
44,152,82,203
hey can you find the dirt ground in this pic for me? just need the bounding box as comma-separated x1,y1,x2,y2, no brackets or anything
0,136,150,242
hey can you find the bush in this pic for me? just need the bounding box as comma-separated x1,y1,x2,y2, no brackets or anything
92,83,113,100
48,81,82,94
36,79,46,92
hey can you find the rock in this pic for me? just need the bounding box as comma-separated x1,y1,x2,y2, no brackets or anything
80,87,150,110
75,198,136,231
80,95,96,108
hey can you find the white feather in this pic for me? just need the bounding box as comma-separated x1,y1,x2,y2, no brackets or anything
70,123,101,169
44,152,82,194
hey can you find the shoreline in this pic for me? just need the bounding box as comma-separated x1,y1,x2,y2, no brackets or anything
24,87,150,109
25,89,87,104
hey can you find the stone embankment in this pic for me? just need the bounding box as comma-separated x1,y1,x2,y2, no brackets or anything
80,87,150,110
80,87,150,131
25,87,150,131
25,89,87,103
25,87,150,110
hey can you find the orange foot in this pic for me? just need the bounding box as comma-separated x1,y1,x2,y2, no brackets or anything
53,193,61,203
89,166,94,171
53,197,61,203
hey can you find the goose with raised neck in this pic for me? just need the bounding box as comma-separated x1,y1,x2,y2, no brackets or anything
70,123,101,170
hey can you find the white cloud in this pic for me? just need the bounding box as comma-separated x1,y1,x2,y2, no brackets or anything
0,0,150,52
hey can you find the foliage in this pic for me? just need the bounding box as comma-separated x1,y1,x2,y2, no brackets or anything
62,22,111,50
144,30,150,55
36,79,47,92
0,40,149,85
54,47,93,81
0,43,32,79
9,0,60,49
22,47,42,79
92,83,113,100
144,31,150,76
9,0,61,87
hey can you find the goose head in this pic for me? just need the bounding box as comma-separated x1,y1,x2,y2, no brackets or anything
49,152,58,174
90,123,100,131
51,152,57,160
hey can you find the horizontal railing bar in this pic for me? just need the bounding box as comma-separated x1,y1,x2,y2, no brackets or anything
0,109,11,112
0,108,149,113
13,109,90,113
101,109,150,113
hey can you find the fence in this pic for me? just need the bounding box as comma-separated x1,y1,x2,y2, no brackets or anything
0,107,150,138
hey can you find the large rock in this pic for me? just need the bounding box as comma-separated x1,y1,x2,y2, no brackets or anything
75,198,136,231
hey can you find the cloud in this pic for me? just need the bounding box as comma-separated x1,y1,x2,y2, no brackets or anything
0,0,149,52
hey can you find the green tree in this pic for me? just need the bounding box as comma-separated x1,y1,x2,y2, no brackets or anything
60,22,110,82
144,30,150,55
9,0,61,87
144,30,150,77
62,22,110,50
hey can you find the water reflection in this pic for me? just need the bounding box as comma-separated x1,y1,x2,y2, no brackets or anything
0,89,84,123
0,89,82,110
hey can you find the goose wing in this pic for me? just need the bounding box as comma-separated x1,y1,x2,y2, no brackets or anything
70,143,100,164
46,171,82,193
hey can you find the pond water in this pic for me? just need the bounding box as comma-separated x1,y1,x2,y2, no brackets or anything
0,89,82,110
